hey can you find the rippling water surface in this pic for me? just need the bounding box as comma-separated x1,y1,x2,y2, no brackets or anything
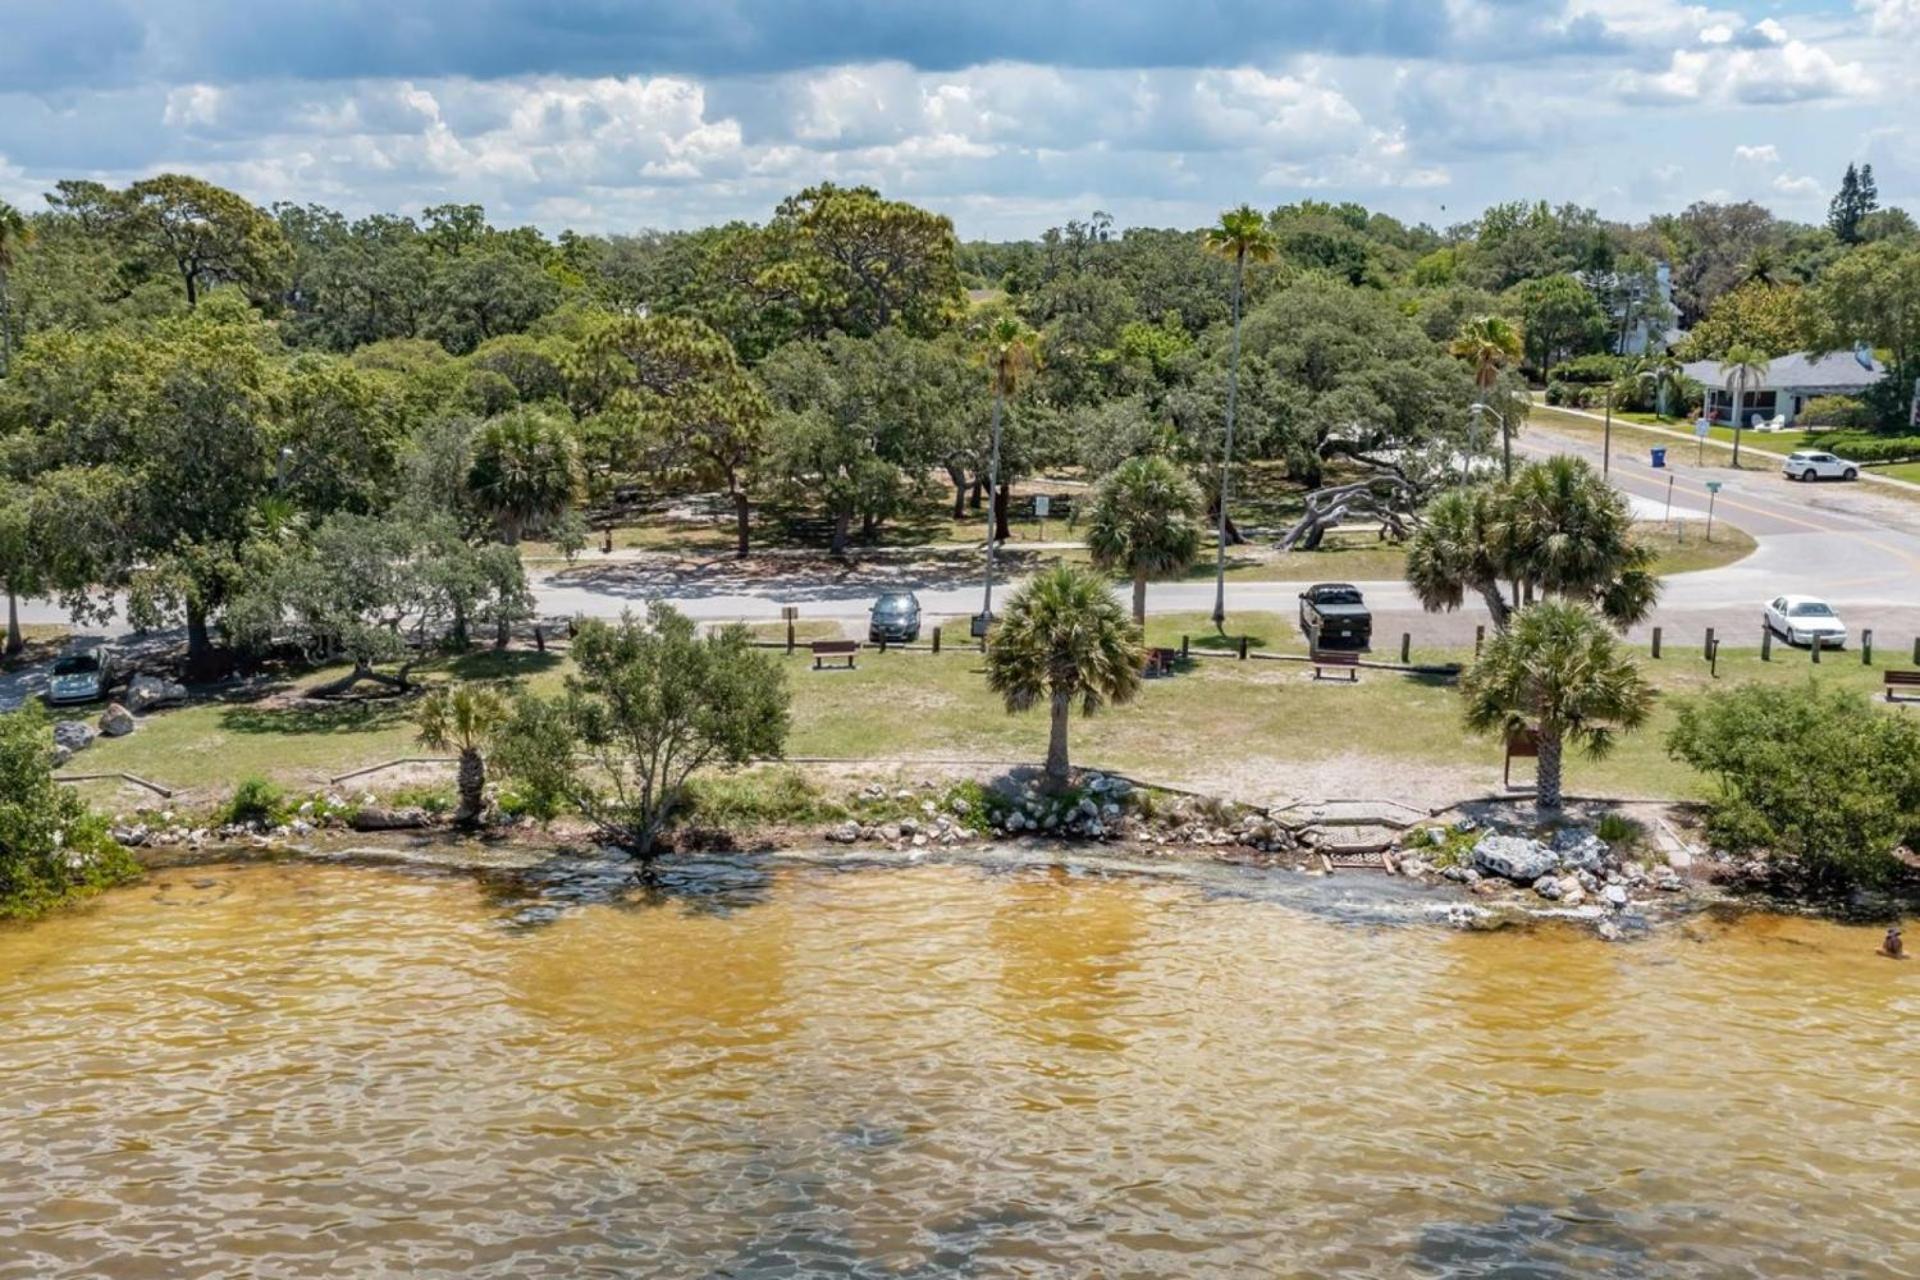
2,859,1916,1278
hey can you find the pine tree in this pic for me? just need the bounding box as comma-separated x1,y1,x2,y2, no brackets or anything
1829,162,1878,244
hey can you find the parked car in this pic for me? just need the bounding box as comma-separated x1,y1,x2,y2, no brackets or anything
1298,583,1372,651
1782,450,1858,482
45,642,117,706
1764,595,1848,649
867,591,922,643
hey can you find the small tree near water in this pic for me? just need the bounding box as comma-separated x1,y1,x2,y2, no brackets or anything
0,706,139,920
985,563,1145,787
415,683,512,826
493,604,790,859
1461,601,1651,811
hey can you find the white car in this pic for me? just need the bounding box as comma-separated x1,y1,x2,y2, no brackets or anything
1782,450,1858,482
1764,596,1849,649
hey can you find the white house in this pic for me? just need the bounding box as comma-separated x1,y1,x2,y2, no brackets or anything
1681,351,1886,426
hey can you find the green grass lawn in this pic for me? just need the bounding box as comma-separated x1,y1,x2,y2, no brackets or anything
62,619,1909,817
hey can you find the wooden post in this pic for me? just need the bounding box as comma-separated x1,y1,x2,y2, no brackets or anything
1761,627,1771,662
1811,635,1822,664
1862,629,1873,665
786,621,795,654
1913,636,1920,665
1399,632,1411,664
932,625,941,655
1474,625,1485,657
1709,638,1719,679
1238,636,1249,660
1181,634,1191,659
1651,626,1662,659
1703,626,1715,660
879,635,888,654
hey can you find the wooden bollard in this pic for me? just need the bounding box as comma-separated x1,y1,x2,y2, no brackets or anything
1474,624,1485,656
786,621,795,654
534,624,545,653
1400,632,1411,664
1703,626,1715,661
1708,638,1720,678
1913,637,1920,665
1651,626,1662,659
1862,629,1873,665
1238,636,1249,660
878,635,888,654
932,625,941,654
1811,635,1822,664
1761,627,1772,661
1181,634,1191,659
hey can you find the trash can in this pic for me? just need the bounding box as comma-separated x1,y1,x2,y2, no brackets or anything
1650,447,1667,469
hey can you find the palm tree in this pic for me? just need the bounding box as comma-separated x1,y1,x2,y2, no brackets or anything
1503,455,1659,629
1641,352,1688,421
1720,344,1769,467
1085,455,1204,624
1404,486,1515,632
974,312,1042,617
1405,458,1659,634
1450,315,1525,480
466,407,584,545
415,682,512,825
1202,204,1277,630
0,200,35,377
1462,601,1652,810
985,563,1145,787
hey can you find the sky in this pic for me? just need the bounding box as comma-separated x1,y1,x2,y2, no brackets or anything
0,0,1914,240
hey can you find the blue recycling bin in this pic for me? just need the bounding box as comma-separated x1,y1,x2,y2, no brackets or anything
1650,447,1667,469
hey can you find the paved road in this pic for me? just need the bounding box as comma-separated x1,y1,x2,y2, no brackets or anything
17,419,1920,652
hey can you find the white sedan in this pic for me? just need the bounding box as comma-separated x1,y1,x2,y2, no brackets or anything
1764,595,1849,649
1781,450,1859,482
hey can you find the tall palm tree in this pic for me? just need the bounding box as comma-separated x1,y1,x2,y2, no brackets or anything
1720,344,1769,467
1085,455,1204,624
1450,315,1525,480
1202,205,1277,630
415,682,513,825
466,407,584,545
974,312,1041,618
0,200,34,378
985,563,1145,787
1462,601,1652,810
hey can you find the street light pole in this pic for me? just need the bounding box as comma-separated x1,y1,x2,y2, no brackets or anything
980,379,1005,621
1470,403,1508,481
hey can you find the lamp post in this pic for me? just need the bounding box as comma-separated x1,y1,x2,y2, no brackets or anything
1470,403,1510,481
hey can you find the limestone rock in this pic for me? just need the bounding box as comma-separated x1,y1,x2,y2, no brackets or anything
825,820,860,844
125,674,189,714
1550,828,1610,872
98,703,135,738
52,720,97,754
1472,833,1557,883
349,806,430,832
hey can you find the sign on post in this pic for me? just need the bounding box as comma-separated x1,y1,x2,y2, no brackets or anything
1032,494,1051,518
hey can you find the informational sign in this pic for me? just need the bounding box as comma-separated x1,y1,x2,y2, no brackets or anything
1704,480,1723,494
1033,494,1051,518
1694,417,1711,439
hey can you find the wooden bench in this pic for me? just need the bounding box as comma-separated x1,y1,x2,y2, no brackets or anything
1311,649,1360,682
1143,646,1177,678
1886,670,1920,703
811,640,860,670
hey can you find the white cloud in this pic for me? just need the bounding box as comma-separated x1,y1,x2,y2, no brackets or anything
1772,172,1822,196
162,84,224,128
1857,0,1920,38
1615,27,1872,105
1734,143,1780,164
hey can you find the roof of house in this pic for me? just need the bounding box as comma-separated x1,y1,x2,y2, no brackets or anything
1681,351,1886,391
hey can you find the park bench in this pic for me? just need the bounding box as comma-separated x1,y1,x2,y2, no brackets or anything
1143,646,1177,678
1885,670,1920,703
811,639,860,670
1310,649,1360,683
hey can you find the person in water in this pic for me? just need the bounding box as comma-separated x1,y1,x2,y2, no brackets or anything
1881,927,1905,959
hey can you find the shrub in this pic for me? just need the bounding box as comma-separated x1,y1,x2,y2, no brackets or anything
1797,395,1873,430
0,706,140,920
684,769,844,828
1667,682,1920,891
222,777,286,827
1549,353,1628,385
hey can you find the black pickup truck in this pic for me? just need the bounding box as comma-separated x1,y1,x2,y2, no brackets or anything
1298,583,1372,651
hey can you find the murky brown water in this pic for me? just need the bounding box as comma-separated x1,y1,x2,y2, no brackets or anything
2,859,1916,1278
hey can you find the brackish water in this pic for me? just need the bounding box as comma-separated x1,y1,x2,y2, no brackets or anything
2,859,1916,1278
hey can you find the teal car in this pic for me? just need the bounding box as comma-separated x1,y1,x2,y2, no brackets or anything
45,645,115,706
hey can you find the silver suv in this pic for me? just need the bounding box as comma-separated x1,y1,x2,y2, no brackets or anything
1782,450,1858,482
